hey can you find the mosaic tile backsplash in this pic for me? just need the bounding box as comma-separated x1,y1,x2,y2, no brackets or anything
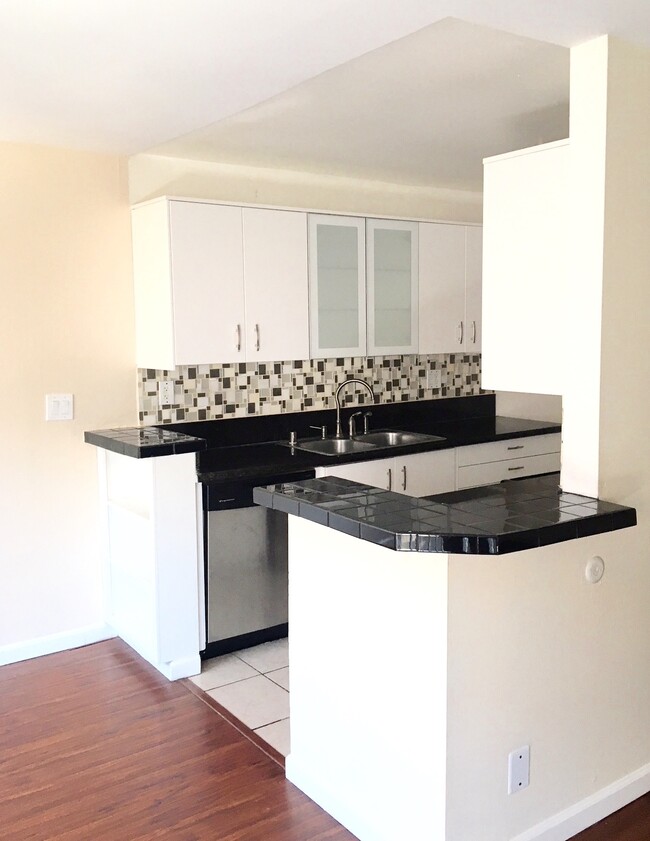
138,354,484,425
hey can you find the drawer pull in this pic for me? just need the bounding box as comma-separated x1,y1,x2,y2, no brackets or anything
508,465,525,471
507,445,524,450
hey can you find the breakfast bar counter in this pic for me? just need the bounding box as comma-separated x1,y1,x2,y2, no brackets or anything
254,474,637,841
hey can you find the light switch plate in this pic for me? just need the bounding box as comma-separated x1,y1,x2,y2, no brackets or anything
45,393,74,421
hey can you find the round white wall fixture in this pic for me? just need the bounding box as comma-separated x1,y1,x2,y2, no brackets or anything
585,556,605,584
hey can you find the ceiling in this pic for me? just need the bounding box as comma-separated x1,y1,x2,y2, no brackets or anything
1,1,649,191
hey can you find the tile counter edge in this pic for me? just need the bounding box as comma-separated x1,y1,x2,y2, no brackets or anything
253,474,637,555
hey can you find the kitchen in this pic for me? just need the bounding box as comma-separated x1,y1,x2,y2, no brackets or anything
1,5,649,841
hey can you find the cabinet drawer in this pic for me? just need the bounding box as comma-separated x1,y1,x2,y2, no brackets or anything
457,433,560,467
457,451,561,489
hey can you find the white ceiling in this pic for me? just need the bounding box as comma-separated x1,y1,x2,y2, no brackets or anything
0,1,649,189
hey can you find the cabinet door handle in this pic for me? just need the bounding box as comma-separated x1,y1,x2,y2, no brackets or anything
387,468,392,491
507,445,524,450
402,465,407,491
471,320,477,344
235,324,241,352
458,321,464,344
255,323,260,352
508,465,525,471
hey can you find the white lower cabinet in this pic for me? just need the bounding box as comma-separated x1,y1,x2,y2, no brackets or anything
317,433,560,496
319,448,456,497
456,433,561,490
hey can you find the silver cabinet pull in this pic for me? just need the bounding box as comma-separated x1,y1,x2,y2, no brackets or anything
402,465,407,491
255,323,260,352
236,324,241,352
458,321,464,344
507,445,524,450
508,465,525,471
471,320,477,344
387,468,392,491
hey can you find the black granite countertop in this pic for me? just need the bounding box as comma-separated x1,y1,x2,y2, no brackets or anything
253,474,636,555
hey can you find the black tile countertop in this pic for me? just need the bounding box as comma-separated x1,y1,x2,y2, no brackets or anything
195,415,561,483
253,474,636,555
84,396,560,474
84,426,207,458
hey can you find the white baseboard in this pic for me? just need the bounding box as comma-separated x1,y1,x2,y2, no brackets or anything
0,623,116,667
158,653,201,681
512,762,650,841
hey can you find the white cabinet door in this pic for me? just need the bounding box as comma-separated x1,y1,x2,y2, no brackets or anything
243,208,309,362
394,449,457,497
321,457,393,491
465,226,482,353
321,449,456,497
309,214,366,358
418,222,466,354
366,219,418,355
169,201,246,366
418,222,483,355
482,140,569,394
132,199,246,369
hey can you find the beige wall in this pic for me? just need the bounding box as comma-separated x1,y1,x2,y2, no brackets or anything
129,153,483,223
0,143,135,655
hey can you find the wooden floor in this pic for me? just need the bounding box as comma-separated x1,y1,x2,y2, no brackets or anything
1,639,649,841
0,639,353,841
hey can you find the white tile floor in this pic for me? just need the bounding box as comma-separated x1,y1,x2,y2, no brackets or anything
189,637,290,757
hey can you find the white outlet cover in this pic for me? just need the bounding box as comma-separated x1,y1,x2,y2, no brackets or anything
508,745,530,794
427,369,442,389
158,380,175,407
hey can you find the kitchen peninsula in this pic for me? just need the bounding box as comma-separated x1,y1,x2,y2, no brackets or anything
253,475,636,841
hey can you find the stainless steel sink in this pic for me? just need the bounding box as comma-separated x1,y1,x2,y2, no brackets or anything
291,438,377,456
355,430,446,447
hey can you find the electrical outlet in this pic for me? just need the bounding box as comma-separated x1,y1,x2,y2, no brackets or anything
158,380,175,407
508,746,530,794
427,369,442,389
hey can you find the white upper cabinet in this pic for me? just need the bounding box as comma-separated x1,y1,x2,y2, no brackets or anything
133,199,245,370
132,199,310,369
308,214,419,359
482,140,568,394
366,219,418,355
243,208,309,362
465,225,483,353
308,214,366,358
418,223,482,355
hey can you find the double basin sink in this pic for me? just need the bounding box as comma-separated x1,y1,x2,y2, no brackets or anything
288,430,446,457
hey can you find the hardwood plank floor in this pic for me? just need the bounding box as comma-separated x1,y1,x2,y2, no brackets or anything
0,639,353,841
1,638,649,841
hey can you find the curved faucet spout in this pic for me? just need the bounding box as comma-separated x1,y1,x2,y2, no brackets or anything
334,378,375,438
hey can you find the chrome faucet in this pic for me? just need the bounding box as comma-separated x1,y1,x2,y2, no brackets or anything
335,378,375,438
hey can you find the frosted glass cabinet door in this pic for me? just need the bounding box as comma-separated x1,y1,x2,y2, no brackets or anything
308,215,366,358
367,219,418,355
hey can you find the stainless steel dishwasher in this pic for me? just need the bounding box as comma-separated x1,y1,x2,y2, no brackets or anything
202,469,313,658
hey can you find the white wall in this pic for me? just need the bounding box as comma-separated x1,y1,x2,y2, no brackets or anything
496,392,562,423
129,153,483,223
445,36,650,841
0,143,135,662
